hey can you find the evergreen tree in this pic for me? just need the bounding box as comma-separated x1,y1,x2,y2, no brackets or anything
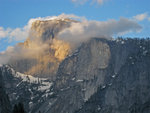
18,102,26,113
12,102,26,113
12,104,18,113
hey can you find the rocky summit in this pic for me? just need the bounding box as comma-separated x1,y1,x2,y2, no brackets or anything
8,19,75,79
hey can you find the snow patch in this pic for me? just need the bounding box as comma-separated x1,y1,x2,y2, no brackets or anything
76,79,83,82
143,50,148,55
15,72,43,83
132,62,134,64
29,101,33,108
72,77,75,81
60,88,64,91
108,83,112,86
97,105,101,111
38,82,53,92
7,67,53,92
81,88,86,91
101,85,106,89
121,41,125,44
112,74,116,78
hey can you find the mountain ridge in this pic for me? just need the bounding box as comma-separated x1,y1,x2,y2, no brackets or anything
1,37,150,113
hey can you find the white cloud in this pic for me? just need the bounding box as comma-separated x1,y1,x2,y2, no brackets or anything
0,24,30,42
0,27,7,38
0,14,142,45
0,13,142,64
0,46,15,64
0,13,142,46
0,13,83,42
58,17,142,46
28,13,83,22
133,13,148,21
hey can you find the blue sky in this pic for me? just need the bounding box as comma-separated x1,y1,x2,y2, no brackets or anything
0,0,150,51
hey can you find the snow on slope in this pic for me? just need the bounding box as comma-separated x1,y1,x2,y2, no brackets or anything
6,65,53,92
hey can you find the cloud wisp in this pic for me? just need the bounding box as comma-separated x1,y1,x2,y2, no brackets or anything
0,23,31,42
58,17,142,46
133,12,148,21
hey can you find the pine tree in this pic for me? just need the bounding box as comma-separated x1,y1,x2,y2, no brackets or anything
12,102,26,113
12,104,18,113
18,102,26,113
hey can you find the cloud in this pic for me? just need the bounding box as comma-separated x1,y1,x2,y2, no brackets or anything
0,39,50,64
0,27,10,38
0,13,83,42
71,0,106,5
0,13,142,45
0,24,30,42
0,14,142,64
0,46,15,64
58,17,142,47
29,13,83,21
133,13,148,21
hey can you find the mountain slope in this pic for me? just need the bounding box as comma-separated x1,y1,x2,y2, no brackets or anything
77,38,150,113
0,66,11,113
0,65,53,113
33,38,150,113
1,37,150,113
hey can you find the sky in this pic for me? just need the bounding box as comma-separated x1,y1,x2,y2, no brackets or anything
0,0,150,52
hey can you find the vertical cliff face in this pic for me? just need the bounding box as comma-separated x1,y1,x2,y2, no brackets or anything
55,38,111,100
34,38,111,113
9,19,75,79
34,38,150,113
76,38,150,113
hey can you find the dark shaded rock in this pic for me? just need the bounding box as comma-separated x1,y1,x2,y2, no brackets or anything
0,65,53,113
0,67,11,113
76,38,150,113
36,38,150,113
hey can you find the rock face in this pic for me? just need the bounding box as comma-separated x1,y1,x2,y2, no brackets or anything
0,65,53,113
30,18,77,42
9,19,74,79
1,38,150,113
32,38,150,113
48,39,111,113
0,66,11,113
76,39,150,113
